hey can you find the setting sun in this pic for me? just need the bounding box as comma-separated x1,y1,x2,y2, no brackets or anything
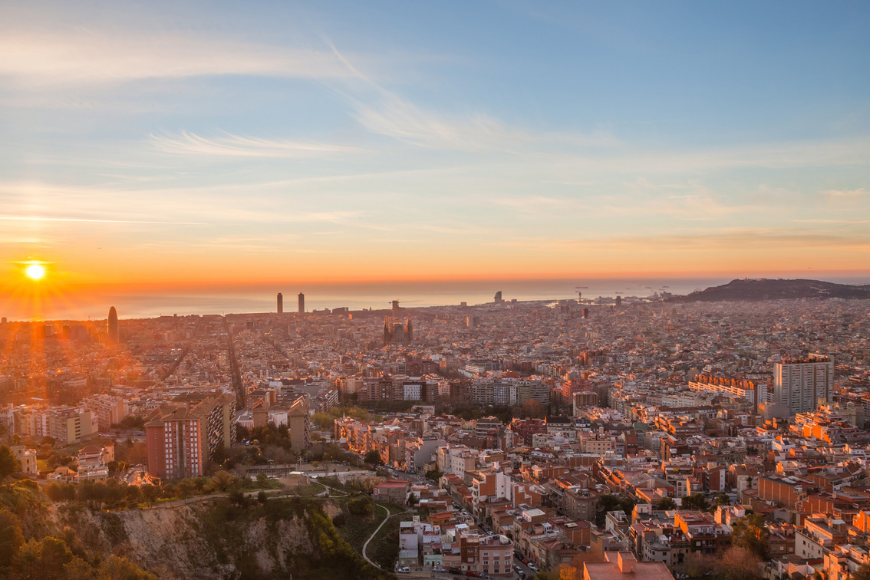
26,264,45,280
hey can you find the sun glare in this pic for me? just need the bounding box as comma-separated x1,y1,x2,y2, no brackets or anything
26,264,45,280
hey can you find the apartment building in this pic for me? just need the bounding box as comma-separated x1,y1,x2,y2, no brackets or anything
145,394,236,479
82,394,130,430
458,533,513,577
774,355,834,416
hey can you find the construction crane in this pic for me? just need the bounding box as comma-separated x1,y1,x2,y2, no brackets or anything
575,286,587,303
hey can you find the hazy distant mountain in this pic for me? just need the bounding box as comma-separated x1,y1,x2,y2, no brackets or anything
671,278,870,302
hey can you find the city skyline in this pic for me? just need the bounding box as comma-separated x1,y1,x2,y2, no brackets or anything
1,1,869,299
3,5,870,577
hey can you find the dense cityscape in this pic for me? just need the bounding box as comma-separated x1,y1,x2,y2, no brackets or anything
1,287,870,579
3,2,870,580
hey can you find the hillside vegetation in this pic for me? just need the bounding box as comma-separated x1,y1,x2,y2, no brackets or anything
0,479,390,580
671,278,870,302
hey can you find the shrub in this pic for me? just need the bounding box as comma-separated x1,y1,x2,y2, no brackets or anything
347,497,373,516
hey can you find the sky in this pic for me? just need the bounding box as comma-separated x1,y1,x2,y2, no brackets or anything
1,0,870,295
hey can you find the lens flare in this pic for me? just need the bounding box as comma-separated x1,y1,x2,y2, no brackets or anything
26,264,45,280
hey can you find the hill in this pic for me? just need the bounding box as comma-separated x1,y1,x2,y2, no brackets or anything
670,278,870,302
0,481,389,580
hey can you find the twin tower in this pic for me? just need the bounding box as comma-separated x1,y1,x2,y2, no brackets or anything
277,293,304,315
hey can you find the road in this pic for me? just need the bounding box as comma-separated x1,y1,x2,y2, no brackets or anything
514,554,536,578
361,503,391,570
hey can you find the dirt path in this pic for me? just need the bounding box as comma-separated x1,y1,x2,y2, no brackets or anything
361,503,391,570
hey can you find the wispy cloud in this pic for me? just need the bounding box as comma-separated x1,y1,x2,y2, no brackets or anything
353,95,531,151
492,182,762,221
326,42,616,152
823,188,870,198
491,228,870,253
151,131,362,158
348,90,619,152
0,215,203,225
0,30,358,87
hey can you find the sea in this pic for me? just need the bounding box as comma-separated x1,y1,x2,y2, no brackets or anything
5,276,870,322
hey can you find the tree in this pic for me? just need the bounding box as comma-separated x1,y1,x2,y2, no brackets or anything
520,400,546,419
654,497,677,510
0,446,21,479
115,415,146,430
229,490,249,508
0,511,24,569
618,497,636,516
426,469,444,483
715,493,731,506
596,494,622,526
731,514,770,560
257,491,267,505
312,412,335,430
851,563,870,580
141,485,160,507
211,442,227,466
13,537,74,580
256,472,269,488
364,450,383,466
679,551,716,579
681,493,710,511
715,546,763,580
348,496,374,515
43,482,67,503
62,556,95,580
598,494,620,513
95,555,156,580
175,479,196,499
124,485,142,506
213,470,234,492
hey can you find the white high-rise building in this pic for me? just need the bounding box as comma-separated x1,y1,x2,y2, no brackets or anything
774,354,834,416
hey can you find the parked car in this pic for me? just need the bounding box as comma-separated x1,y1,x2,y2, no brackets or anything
397,566,410,573
528,562,539,571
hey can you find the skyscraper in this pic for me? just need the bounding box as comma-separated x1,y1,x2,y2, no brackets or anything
298,293,305,314
774,354,834,416
107,306,119,343
277,293,283,314
494,291,503,303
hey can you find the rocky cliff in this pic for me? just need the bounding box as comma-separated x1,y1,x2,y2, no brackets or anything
52,497,383,580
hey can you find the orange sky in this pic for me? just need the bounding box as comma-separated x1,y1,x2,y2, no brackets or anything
1,4,869,299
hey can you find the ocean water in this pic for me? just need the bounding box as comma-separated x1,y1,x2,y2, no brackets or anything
5,276,870,321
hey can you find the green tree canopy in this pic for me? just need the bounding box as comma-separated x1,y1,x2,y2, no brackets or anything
364,450,383,466
0,446,21,479
654,497,677,510
14,536,74,580
681,493,710,511
731,513,770,560
0,511,24,569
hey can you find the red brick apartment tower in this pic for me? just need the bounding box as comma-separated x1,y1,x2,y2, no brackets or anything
146,407,206,479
